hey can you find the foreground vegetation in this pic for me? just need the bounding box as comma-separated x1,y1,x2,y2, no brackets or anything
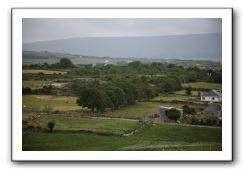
23,123,221,151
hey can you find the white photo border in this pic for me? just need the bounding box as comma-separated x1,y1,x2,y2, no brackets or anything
12,8,233,161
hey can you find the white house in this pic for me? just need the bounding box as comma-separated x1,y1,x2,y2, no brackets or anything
201,90,222,102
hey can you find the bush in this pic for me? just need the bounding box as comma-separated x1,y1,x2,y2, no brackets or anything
166,109,181,121
47,121,56,132
22,87,32,95
182,105,196,115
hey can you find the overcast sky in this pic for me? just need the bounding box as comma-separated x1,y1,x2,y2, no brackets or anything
23,18,222,43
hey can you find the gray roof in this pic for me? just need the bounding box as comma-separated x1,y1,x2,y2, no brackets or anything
201,90,221,97
202,103,222,117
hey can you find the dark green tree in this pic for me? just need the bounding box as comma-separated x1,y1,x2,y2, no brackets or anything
185,86,192,96
105,86,126,109
77,88,110,113
166,109,181,121
47,121,55,132
58,58,75,69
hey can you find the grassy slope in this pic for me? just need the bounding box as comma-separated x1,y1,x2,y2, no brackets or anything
23,123,222,151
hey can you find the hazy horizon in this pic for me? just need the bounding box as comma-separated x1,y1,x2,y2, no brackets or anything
23,18,222,43
23,18,222,61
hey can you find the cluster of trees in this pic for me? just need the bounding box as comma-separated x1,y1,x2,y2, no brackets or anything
70,61,221,84
76,82,139,113
23,58,75,69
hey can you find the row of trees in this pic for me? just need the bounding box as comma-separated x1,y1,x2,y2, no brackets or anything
23,58,75,69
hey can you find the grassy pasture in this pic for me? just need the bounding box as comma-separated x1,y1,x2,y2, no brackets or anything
38,115,140,134
23,123,221,151
182,82,222,90
23,69,67,74
106,101,205,118
23,95,81,112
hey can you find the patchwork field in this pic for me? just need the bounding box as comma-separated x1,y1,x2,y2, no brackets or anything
23,123,222,151
23,69,67,74
23,95,81,112
182,82,222,90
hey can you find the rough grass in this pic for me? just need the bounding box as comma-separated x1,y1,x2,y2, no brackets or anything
23,123,222,151
38,114,140,134
106,101,205,118
182,82,222,90
23,69,67,74
23,95,81,112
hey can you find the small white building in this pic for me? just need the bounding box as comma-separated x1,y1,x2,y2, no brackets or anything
201,90,222,102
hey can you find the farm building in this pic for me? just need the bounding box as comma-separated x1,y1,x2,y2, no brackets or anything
201,90,222,102
159,106,183,122
201,103,222,119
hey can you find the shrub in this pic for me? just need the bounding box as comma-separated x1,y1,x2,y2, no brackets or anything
182,105,196,115
166,109,181,121
47,121,56,132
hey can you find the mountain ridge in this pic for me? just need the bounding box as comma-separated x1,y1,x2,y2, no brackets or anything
23,33,222,61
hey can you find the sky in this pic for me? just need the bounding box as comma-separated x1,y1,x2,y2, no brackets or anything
22,18,222,43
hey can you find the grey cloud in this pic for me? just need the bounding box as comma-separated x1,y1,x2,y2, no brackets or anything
23,18,222,43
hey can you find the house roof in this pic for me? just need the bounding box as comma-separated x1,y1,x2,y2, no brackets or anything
201,90,222,97
202,103,222,117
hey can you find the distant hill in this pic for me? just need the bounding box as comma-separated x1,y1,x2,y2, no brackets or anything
23,33,222,61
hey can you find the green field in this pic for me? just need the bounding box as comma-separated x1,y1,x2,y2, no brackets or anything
37,115,139,134
23,69,67,74
23,95,81,112
152,95,197,102
23,123,222,151
106,101,205,118
23,80,52,89
182,82,222,90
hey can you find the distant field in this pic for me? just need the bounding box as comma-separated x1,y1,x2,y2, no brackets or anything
106,101,205,118
23,95,81,112
152,95,196,102
38,115,140,134
182,82,222,90
23,123,222,151
23,69,67,74
23,57,117,65
174,90,203,96
23,80,66,89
